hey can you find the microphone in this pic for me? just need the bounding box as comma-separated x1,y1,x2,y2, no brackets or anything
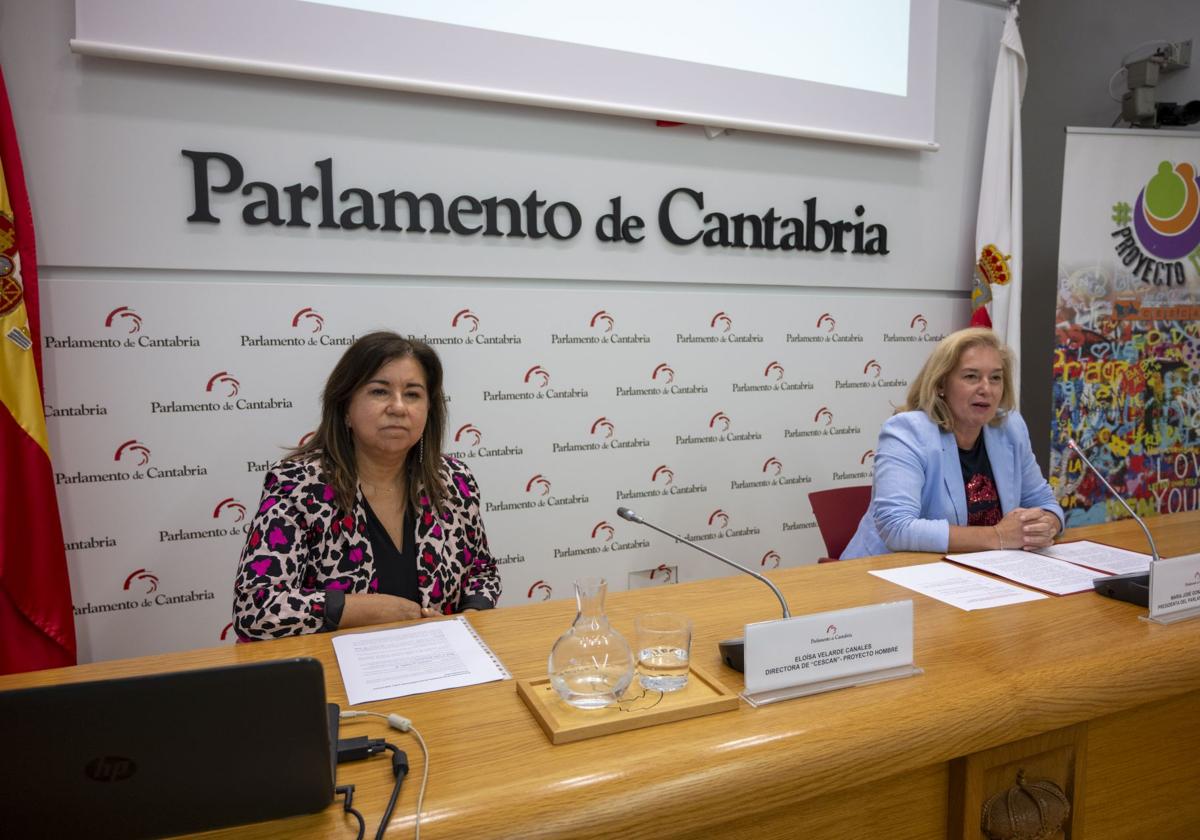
616,506,790,672
1067,437,1157,606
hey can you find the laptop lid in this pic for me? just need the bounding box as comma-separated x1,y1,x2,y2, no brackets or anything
0,657,337,839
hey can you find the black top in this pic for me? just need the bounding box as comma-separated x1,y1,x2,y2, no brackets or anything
958,433,1002,527
362,499,421,602
323,500,419,631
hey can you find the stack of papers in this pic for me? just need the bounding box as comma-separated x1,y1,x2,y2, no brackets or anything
944,550,1100,595
870,540,1152,611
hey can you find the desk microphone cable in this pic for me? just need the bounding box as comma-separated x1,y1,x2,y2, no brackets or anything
340,710,430,840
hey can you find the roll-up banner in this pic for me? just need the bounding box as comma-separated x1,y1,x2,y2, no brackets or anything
1050,128,1200,527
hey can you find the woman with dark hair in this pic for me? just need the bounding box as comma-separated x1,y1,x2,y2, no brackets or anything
233,331,500,640
841,327,1063,560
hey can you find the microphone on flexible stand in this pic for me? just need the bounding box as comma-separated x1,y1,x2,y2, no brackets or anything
616,506,790,672
1066,438,1157,606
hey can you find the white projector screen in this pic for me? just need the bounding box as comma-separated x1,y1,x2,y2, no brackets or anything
71,0,940,150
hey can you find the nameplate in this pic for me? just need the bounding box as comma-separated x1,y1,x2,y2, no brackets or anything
743,600,914,696
1149,553,1200,621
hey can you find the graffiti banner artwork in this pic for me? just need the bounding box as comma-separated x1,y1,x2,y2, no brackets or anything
1050,129,1200,526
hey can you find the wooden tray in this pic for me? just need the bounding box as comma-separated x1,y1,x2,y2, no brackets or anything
516,663,739,745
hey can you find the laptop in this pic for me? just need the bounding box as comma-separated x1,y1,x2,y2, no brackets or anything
0,657,339,839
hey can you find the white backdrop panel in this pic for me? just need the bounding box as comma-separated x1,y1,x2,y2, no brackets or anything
42,276,965,661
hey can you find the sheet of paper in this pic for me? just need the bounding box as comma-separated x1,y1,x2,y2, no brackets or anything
1036,540,1151,575
945,550,1102,595
332,616,510,705
870,562,1047,611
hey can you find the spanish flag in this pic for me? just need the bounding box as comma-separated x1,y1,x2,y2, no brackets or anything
0,67,76,674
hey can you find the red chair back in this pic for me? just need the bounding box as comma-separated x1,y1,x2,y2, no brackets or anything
808,485,872,562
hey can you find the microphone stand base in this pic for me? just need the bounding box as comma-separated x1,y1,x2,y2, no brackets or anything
1093,571,1149,607
719,637,745,672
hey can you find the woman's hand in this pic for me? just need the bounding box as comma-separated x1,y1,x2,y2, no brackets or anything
995,508,1057,550
992,509,1026,550
1018,508,1061,548
340,593,434,629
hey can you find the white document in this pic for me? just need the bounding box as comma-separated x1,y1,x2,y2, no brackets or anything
1036,540,1151,575
945,550,1102,595
870,562,1047,611
332,616,510,705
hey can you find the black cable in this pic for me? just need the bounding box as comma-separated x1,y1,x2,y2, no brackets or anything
374,743,409,840
335,784,366,840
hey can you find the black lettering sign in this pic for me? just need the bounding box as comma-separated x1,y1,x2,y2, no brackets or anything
182,152,889,257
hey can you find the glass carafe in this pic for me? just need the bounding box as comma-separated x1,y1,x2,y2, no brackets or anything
548,577,634,709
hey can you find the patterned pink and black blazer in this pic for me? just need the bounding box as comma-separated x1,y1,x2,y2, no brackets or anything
233,454,500,641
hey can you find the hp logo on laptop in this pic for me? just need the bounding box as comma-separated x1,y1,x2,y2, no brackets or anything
84,756,137,782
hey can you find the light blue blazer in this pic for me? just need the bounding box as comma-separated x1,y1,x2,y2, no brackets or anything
841,410,1064,560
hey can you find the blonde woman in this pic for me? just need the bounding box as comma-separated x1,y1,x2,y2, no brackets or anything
842,328,1063,560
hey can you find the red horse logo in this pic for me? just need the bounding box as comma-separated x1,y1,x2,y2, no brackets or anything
523,365,550,388
591,521,616,542
291,307,324,333
451,309,480,332
652,363,675,383
590,310,615,333
212,498,246,522
105,306,142,334
527,580,553,601
525,474,551,496
591,417,615,439
205,371,240,397
123,568,159,594
114,439,151,466
455,424,483,446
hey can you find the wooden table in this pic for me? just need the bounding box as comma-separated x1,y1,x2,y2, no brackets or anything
4,511,1198,839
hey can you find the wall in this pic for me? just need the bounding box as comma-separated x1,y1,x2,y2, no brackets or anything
0,0,1006,662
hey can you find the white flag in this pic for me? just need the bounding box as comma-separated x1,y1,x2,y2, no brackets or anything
971,5,1027,400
